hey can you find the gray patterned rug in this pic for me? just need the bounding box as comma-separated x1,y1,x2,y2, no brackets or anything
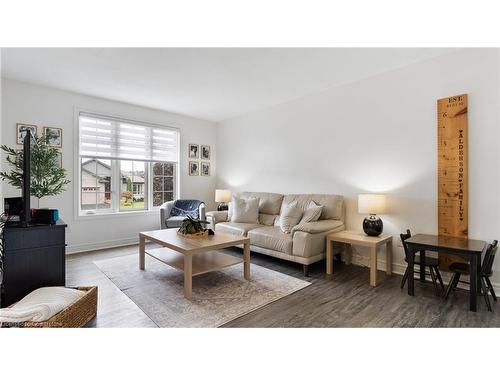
94,252,310,327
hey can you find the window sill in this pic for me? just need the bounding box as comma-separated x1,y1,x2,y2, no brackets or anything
75,208,160,221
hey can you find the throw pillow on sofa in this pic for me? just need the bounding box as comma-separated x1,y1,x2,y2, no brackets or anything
279,202,303,234
300,201,323,223
227,201,233,221
231,196,260,224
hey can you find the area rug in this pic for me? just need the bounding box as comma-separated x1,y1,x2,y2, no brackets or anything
94,252,310,327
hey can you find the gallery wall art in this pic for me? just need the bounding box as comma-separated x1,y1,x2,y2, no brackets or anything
188,143,211,176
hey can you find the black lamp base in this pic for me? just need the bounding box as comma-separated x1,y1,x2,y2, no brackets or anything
217,203,228,211
363,215,383,236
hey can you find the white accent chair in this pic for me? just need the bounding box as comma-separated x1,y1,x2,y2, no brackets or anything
159,200,206,229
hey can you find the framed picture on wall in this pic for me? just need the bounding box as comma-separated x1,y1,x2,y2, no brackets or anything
188,144,199,159
16,123,38,145
201,145,211,160
54,152,63,168
43,126,63,148
201,162,210,176
189,161,199,176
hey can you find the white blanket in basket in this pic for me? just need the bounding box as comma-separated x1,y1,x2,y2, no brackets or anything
0,287,85,323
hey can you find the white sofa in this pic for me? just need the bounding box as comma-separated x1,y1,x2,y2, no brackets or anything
208,192,345,275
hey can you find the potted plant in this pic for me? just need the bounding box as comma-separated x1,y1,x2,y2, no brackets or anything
0,135,70,208
177,215,210,238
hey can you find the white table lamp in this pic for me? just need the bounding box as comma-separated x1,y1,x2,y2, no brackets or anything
215,189,232,211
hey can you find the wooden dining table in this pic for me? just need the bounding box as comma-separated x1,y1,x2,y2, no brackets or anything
404,234,487,312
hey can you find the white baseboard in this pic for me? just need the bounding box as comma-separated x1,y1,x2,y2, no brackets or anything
66,237,138,254
349,252,407,276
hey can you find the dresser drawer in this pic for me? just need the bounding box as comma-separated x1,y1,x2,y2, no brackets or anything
3,225,65,251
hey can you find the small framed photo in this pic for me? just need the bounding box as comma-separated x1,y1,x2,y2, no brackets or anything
201,145,211,160
43,126,63,148
188,144,199,159
189,161,199,176
54,152,63,168
16,123,38,145
201,162,210,176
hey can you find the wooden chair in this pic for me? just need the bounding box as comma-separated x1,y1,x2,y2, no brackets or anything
400,229,444,296
444,240,498,311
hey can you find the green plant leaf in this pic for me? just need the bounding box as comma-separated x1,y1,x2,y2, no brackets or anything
0,134,70,199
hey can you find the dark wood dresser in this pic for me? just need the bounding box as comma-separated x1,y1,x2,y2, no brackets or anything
0,219,67,307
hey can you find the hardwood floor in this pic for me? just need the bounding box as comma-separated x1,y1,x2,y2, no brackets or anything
66,245,500,328
66,245,157,328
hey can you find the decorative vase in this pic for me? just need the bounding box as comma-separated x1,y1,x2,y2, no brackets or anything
362,214,383,236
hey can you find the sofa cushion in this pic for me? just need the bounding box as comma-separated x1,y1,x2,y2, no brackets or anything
215,222,263,236
248,226,293,254
279,202,303,234
238,192,284,215
231,196,260,224
281,194,344,221
259,213,278,226
300,201,323,223
165,216,186,228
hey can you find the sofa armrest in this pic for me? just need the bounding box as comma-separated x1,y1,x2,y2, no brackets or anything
159,201,174,229
206,210,228,225
199,203,206,221
291,220,344,235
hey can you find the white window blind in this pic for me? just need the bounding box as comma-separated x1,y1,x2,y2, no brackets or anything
79,112,179,162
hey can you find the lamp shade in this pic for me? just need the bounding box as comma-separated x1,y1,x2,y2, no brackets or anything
215,189,232,203
358,194,386,214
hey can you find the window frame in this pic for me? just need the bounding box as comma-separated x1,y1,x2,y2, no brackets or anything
74,108,180,219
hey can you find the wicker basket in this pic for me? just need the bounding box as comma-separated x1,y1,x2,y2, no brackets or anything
0,286,98,328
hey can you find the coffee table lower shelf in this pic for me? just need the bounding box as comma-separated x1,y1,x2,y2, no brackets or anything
145,247,243,277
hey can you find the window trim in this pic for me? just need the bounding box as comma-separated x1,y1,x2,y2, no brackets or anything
74,108,181,220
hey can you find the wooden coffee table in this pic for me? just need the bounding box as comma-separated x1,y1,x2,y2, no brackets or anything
139,229,250,299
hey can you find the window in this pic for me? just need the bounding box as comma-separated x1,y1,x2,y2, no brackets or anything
80,158,112,212
78,112,179,215
120,160,147,211
152,162,176,206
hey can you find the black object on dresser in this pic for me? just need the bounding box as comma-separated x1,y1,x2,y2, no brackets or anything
0,219,67,307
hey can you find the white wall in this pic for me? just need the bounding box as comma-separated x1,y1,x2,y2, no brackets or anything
217,49,500,284
1,79,217,252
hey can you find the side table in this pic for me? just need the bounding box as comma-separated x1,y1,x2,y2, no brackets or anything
326,230,393,287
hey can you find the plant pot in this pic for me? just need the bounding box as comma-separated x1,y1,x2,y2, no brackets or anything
177,230,209,238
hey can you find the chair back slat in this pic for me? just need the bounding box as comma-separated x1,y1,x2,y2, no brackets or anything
400,229,412,262
481,240,498,277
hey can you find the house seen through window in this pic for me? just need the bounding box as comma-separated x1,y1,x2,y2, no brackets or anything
78,113,179,215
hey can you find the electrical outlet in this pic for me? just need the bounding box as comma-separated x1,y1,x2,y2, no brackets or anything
396,237,403,247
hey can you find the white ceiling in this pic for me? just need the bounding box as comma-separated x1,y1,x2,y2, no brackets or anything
1,48,455,122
